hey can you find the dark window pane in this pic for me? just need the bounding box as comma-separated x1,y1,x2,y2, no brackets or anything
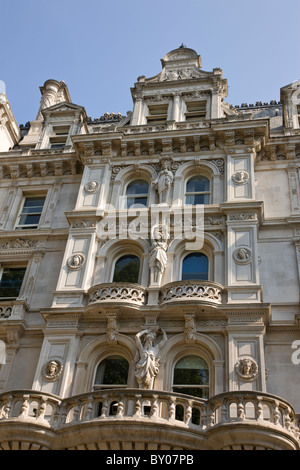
113,255,140,283
22,198,45,212
182,253,208,280
19,214,41,225
94,356,129,385
126,197,148,209
173,387,209,399
173,355,209,399
0,268,26,298
185,194,210,205
126,179,149,195
186,176,210,192
173,356,209,386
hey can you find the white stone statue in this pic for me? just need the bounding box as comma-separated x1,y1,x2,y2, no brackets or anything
152,158,174,204
149,224,169,285
134,327,167,389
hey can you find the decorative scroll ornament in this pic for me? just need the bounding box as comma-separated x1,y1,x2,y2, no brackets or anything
67,253,86,270
233,247,252,265
42,360,63,382
232,170,249,185
235,357,258,381
84,181,100,193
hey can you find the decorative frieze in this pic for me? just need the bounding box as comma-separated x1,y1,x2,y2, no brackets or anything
0,239,37,250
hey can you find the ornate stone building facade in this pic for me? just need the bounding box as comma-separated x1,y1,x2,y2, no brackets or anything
0,46,299,450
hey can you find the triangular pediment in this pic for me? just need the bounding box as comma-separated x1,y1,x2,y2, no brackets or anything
41,101,86,116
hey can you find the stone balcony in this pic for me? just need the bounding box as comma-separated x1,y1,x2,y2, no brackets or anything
88,283,148,307
159,280,224,305
87,281,224,309
0,389,299,450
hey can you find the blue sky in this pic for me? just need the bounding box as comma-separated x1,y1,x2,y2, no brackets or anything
1,0,300,125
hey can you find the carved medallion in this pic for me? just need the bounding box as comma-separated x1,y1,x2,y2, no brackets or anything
235,357,258,381
67,253,86,270
42,360,63,382
84,181,100,193
233,247,252,265
232,170,249,185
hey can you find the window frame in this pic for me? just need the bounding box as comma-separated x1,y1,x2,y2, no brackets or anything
93,355,130,390
146,103,169,124
125,178,149,209
49,125,70,149
181,252,209,281
14,194,46,230
185,175,211,205
0,264,27,300
111,253,141,284
184,100,207,121
172,354,210,399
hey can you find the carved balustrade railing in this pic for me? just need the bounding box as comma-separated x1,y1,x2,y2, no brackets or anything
0,389,299,445
160,280,224,305
88,283,148,306
0,390,62,427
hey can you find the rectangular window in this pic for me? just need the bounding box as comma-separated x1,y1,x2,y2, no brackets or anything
0,267,26,299
147,104,168,124
15,196,45,230
185,101,206,121
49,125,70,148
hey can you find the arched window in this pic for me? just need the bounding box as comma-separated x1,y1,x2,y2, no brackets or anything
94,355,129,389
113,254,140,283
185,175,210,205
173,355,209,399
182,253,208,281
126,179,149,208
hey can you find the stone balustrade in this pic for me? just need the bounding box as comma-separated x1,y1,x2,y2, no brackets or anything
160,280,223,305
0,389,298,447
88,283,148,306
86,281,224,308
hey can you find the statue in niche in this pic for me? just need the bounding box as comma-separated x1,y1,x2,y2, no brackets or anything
134,327,167,389
149,224,169,285
152,157,174,205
